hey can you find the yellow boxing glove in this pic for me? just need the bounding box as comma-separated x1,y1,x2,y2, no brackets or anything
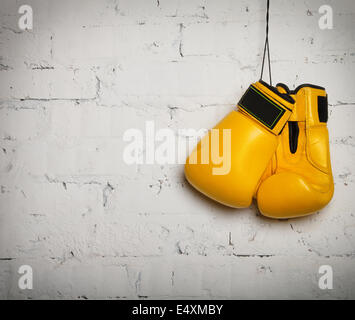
185,80,295,208
256,83,334,218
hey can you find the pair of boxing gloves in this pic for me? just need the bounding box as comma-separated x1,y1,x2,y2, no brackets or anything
185,80,334,219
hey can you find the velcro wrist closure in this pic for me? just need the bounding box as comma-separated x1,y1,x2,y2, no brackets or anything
238,82,294,135
317,95,328,123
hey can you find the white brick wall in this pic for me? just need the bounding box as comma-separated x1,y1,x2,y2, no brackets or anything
0,0,355,299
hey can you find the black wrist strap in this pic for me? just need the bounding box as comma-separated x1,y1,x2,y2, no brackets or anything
238,85,286,130
318,95,328,123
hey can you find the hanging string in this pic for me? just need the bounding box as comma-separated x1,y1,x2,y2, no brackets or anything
260,0,272,85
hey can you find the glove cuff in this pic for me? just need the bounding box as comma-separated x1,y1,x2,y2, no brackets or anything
238,81,295,135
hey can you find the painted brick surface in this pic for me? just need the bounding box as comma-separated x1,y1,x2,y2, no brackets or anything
0,0,355,299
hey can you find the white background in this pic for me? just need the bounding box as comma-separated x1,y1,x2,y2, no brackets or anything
0,0,354,299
